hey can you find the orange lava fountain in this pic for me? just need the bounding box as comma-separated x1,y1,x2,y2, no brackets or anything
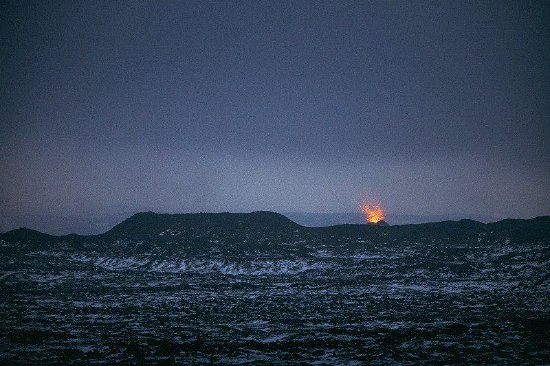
360,201,385,224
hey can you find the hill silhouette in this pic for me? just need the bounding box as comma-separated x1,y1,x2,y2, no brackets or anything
103,211,298,239
1,211,549,244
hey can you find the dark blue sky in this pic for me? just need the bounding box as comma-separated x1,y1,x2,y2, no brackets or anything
1,1,549,220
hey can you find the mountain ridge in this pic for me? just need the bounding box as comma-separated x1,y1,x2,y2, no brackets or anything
1,211,549,243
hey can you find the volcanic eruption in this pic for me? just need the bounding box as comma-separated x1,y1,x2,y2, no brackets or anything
360,201,385,224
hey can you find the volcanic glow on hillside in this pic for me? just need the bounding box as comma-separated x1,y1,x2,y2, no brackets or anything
360,201,385,224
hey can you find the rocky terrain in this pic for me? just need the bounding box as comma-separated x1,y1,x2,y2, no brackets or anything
1,212,549,364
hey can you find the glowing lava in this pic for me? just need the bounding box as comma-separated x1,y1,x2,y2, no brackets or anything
360,201,385,224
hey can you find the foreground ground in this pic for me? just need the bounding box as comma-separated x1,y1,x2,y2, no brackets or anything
1,212,549,364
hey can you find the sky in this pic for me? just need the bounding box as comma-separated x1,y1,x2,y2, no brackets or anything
1,1,549,224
